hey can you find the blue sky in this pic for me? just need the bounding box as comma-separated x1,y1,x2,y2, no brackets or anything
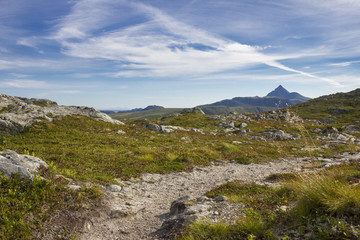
1,0,360,109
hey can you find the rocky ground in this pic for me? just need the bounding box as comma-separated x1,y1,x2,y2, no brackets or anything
77,152,360,240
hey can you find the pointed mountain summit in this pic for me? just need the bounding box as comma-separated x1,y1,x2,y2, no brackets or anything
266,85,310,104
267,85,290,98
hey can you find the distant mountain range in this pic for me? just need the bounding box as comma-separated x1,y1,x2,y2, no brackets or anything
108,85,311,119
101,105,164,114
198,85,310,114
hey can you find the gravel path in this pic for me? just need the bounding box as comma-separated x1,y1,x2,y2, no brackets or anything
78,153,360,240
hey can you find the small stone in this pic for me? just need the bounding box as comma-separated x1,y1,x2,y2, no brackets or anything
213,195,228,202
238,122,248,128
110,210,130,218
196,196,209,202
68,185,81,191
106,184,123,192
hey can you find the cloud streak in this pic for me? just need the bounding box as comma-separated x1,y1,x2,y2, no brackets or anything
47,0,341,86
0,79,50,88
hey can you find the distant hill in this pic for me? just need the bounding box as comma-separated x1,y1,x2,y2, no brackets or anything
101,105,164,114
110,86,311,119
110,108,183,119
290,88,360,124
198,85,310,114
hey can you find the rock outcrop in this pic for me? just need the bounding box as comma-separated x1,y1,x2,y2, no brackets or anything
0,150,49,181
0,94,124,134
181,107,205,114
264,129,301,141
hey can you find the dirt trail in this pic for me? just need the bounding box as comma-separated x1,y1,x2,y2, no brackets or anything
78,153,359,240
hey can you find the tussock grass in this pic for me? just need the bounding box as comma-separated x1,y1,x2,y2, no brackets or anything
286,171,360,216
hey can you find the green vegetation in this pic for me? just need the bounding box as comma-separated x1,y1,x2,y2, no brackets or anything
291,88,360,124
1,88,360,239
179,163,360,239
0,171,102,239
0,114,337,183
1,111,358,184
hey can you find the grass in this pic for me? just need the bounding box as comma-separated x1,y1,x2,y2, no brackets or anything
179,162,360,239
0,170,102,239
1,114,342,183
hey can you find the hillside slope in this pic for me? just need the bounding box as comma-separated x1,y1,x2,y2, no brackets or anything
290,88,360,124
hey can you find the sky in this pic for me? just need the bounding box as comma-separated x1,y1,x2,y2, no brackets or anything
0,0,360,109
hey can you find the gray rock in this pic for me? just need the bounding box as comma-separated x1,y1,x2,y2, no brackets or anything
238,122,248,128
106,184,123,192
110,209,130,218
68,185,81,191
170,196,191,216
0,94,124,135
221,121,235,129
251,136,267,141
213,195,228,202
322,126,338,135
0,150,49,181
181,107,205,114
345,125,360,133
143,123,161,132
184,204,211,215
264,129,297,141
159,126,174,134
321,118,336,124
0,160,33,180
234,129,247,135
313,128,322,133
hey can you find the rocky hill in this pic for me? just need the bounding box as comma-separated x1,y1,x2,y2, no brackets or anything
0,94,124,134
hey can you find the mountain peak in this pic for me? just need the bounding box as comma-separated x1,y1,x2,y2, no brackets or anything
267,85,290,98
266,85,310,104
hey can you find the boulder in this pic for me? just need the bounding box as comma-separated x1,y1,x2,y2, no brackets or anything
345,125,360,133
322,126,338,135
238,122,248,128
221,121,235,129
264,129,298,141
181,107,205,114
0,150,49,181
143,123,161,132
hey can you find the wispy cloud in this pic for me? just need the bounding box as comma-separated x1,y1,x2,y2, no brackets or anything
0,79,50,88
49,0,341,86
329,60,360,67
55,90,82,94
